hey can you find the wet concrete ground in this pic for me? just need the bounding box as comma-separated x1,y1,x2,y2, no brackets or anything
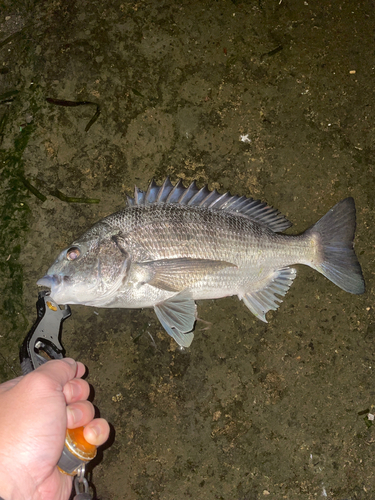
1,0,375,498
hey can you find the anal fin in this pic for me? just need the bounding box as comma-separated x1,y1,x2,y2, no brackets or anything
241,267,297,322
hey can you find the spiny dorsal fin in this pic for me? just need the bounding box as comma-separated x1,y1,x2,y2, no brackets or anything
127,177,292,233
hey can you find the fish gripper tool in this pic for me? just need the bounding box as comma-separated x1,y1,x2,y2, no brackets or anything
19,291,97,486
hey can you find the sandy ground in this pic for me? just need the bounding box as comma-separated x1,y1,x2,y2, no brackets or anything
1,0,374,499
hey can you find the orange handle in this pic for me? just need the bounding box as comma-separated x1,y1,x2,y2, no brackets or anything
65,426,97,457
57,426,97,475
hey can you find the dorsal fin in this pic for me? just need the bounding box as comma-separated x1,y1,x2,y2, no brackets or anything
127,177,292,232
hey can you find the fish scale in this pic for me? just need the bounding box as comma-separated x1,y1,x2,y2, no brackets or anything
38,178,365,348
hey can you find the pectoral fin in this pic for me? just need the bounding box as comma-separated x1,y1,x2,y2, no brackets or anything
139,257,236,292
154,291,197,347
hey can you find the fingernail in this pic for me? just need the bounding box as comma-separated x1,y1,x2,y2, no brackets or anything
68,406,83,424
90,425,101,439
70,381,81,399
85,425,101,443
64,358,76,366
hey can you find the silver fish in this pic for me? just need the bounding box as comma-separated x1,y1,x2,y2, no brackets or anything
38,178,365,347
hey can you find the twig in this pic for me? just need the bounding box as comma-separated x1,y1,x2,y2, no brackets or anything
46,98,101,132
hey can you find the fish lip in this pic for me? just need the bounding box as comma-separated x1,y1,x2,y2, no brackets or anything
37,274,63,288
37,274,70,304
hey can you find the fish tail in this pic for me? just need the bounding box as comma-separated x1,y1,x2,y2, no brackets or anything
306,197,365,294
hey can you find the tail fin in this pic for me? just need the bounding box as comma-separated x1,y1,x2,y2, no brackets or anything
307,198,365,294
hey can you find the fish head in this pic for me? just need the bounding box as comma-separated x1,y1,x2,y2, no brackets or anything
37,224,130,305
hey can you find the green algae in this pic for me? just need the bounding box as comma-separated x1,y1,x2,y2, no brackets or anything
0,93,35,349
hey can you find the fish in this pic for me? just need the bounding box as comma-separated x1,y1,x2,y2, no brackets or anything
37,178,365,348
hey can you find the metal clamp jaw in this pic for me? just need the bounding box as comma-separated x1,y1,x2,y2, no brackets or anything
20,291,68,375
20,291,97,476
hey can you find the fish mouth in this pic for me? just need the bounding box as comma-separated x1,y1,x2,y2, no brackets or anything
37,274,92,305
37,274,62,288
36,274,68,302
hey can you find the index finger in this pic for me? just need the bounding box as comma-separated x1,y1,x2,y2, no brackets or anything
34,358,86,388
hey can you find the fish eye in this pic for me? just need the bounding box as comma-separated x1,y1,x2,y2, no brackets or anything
66,246,81,261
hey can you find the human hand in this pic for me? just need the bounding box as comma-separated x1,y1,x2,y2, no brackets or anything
0,358,110,500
